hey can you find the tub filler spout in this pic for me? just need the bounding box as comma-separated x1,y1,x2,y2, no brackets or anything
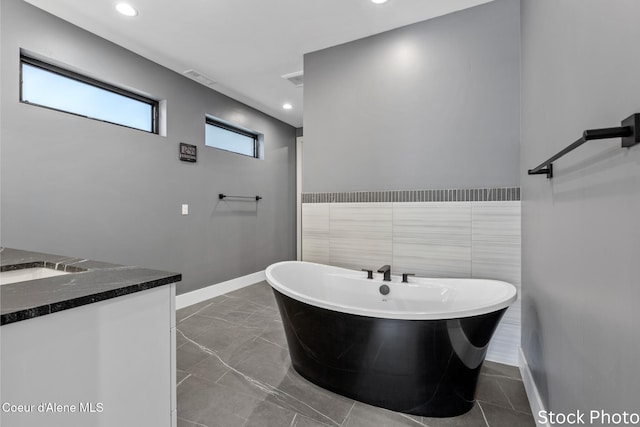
377,264,391,281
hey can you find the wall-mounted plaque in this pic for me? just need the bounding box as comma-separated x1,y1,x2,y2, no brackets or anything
179,143,197,162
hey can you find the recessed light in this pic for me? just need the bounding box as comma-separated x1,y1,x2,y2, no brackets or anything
116,3,138,17
371,0,388,4
283,103,293,110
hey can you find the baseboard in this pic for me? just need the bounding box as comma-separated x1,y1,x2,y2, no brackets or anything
520,347,549,427
175,271,266,309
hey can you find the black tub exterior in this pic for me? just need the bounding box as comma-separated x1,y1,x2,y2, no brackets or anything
272,289,506,417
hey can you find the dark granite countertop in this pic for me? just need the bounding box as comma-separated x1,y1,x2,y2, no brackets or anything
0,247,181,325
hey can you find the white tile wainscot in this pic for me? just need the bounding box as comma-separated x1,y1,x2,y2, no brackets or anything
301,200,521,365
329,203,393,270
393,202,472,278
472,202,521,365
301,203,330,264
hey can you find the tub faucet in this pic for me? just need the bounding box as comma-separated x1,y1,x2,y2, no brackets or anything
377,265,391,282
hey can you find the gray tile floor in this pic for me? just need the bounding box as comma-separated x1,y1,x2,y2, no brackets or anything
176,282,535,427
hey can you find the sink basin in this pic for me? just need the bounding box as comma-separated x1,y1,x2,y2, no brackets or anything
0,267,71,285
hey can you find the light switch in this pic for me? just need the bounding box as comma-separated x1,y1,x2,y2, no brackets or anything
181,204,189,215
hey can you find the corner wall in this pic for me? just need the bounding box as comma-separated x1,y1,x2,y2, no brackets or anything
521,0,640,415
302,0,520,192
0,0,296,294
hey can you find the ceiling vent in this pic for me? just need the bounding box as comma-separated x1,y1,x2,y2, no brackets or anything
183,69,216,87
281,71,304,87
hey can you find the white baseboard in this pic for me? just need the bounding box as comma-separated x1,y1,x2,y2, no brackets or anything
175,271,266,309
520,347,549,427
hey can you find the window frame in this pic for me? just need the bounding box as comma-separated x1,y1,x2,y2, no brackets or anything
205,116,260,158
19,54,159,134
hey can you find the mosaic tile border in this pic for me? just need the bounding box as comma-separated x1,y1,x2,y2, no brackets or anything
302,187,520,203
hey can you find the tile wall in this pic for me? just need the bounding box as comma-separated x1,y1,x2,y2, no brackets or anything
301,188,521,365
302,188,520,204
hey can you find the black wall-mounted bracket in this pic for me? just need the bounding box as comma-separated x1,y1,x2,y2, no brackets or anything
528,113,639,179
528,163,553,178
621,113,640,148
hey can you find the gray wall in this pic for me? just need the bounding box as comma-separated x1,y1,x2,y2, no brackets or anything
521,0,640,416
303,0,520,193
0,0,296,295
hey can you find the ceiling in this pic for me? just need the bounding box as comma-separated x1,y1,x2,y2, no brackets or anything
24,0,494,128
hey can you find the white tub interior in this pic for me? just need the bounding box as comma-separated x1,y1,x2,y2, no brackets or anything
266,261,517,320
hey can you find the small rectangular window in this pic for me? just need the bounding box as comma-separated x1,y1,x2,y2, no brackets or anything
20,55,158,133
205,117,260,158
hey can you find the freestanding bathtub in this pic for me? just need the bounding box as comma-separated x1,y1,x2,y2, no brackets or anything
265,261,517,417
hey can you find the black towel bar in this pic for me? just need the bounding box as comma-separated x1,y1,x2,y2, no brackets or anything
528,113,639,179
219,193,262,201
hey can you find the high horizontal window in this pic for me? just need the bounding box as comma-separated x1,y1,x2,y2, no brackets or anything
205,117,260,158
20,55,158,133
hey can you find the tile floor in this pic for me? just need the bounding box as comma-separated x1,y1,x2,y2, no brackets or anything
176,282,535,427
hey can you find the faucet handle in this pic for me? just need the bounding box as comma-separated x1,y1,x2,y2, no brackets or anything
361,269,374,279
402,273,415,283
